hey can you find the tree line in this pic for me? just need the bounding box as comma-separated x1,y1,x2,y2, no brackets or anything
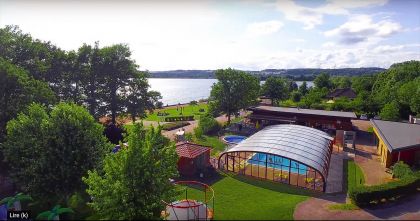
0,25,161,141
259,60,420,121
1,26,174,219
204,61,419,125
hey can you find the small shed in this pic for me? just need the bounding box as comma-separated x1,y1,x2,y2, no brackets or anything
175,142,211,177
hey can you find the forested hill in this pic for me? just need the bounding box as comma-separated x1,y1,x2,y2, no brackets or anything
149,67,386,80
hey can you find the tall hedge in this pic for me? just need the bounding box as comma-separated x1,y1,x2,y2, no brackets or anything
349,169,420,207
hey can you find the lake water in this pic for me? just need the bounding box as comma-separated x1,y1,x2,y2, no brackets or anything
148,78,314,106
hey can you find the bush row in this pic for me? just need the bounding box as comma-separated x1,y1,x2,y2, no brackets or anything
164,115,194,122
349,173,420,207
161,121,190,131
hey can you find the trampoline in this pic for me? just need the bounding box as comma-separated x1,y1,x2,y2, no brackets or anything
162,181,214,220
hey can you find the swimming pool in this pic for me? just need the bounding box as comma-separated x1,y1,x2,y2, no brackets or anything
247,153,307,175
223,135,247,144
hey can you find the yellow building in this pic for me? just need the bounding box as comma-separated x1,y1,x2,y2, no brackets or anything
371,120,420,168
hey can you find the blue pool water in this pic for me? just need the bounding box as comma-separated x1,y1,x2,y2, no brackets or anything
223,135,247,144
248,153,307,175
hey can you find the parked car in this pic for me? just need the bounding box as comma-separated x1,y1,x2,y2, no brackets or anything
374,115,381,120
360,114,368,120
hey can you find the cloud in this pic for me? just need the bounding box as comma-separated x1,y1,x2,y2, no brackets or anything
275,0,323,30
373,45,404,53
245,20,284,37
275,0,388,29
290,38,305,43
324,15,402,45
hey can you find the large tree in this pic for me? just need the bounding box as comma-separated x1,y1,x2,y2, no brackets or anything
209,68,260,124
83,124,178,220
298,81,309,95
77,42,104,119
0,58,56,140
1,103,110,203
314,72,333,90
99,44,139,124
261,76,290,106
379,102,400,121
331,76,352,89
123,71,162,123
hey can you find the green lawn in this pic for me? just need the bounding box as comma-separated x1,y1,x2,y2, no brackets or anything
145,103,208,121
176,174,313,220
346,160,365,192
328,203,359,211
193,135,226,156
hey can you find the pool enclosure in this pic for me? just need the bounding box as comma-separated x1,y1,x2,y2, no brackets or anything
218,124,334,192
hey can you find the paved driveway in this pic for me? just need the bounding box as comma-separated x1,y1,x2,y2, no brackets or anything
294,193,420,220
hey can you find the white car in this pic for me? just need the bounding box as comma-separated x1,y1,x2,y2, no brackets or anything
374,115,381,120
360,114,368,120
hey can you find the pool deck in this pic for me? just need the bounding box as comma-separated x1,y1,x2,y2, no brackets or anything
325,149,345,193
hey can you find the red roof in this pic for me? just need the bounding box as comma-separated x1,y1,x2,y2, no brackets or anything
175,142,211,159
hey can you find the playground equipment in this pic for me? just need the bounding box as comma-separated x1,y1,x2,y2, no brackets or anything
162,181,214,220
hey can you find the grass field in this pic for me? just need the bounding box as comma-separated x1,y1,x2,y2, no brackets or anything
346,160,365,192
145,103,208,121
175,174,313,220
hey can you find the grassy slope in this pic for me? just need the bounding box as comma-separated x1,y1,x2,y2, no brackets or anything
177,174,312,220
145,103,208,121
347,160,365,191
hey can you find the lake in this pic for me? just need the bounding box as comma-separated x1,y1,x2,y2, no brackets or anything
148,78,314,106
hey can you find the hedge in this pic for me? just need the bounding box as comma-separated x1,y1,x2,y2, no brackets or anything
161,121,190,131
164,115,194,122
349,175,420,207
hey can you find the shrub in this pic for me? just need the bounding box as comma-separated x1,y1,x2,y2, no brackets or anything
349,173,420,207
161,121,190,131
164,115,194,122
310,103,325,110
184,133,193,141
392,161,413,178
291,91,302,102
197,114,221,135
194,127,203,139
280,99,296,107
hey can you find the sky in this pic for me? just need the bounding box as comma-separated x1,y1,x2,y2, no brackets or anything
0,0,419,71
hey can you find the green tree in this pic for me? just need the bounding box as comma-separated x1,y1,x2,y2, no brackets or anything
99,44,140,124
299,88,328,108
83,124,178,220
78,42,103,119
0,58,56,140
123,71,161,123
190,100,198,112
290,91,302,102
2,103,110,203
210,68,260,124
197,114,221,135
397,77,420,116
298,81,308,95
332,76,352,89
314,73,333,90
288,81,298,91
379,102,400,121
261,76,289,106
372,61,420,107
351,75,376,93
